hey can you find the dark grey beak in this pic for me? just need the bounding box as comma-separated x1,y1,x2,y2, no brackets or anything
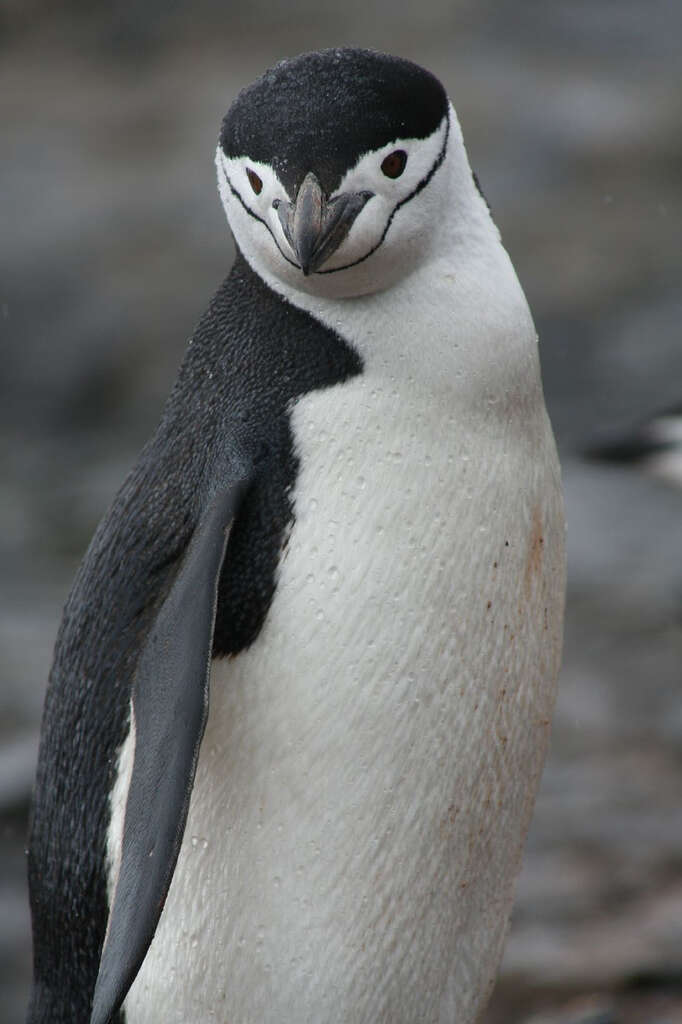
274,172,373,275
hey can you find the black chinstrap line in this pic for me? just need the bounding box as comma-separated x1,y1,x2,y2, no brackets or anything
220,159,300,269
219,114,450,278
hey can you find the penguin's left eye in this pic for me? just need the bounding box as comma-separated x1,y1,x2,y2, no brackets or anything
381,150,407,179
246,168,263,195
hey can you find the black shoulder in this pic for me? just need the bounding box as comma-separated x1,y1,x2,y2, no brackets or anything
176,254,363,654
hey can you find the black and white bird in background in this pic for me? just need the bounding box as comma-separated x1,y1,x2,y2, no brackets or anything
587,405,682,490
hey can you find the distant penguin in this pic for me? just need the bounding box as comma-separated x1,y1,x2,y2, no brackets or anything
27,48,565,1024
587,405,682,489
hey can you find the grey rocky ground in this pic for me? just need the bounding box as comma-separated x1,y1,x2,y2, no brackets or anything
2,2,681,1021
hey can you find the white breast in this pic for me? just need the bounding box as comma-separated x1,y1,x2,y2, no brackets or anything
123,212,565,1024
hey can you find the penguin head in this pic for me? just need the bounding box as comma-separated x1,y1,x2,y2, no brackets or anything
217,49,465,299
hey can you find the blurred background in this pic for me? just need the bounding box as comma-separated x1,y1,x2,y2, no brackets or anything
1,1,681,1021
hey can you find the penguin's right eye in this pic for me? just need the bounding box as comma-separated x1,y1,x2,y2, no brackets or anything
246,169,263,195
381,150,407,179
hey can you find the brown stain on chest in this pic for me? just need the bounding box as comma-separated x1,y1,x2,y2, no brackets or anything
523,502,545,601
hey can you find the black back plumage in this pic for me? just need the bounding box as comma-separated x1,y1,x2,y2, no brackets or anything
27,252,362,1022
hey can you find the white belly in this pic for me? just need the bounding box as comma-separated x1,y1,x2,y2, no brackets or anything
123,366,564,1023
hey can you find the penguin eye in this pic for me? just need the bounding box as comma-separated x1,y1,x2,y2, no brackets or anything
380,150,407,179
246,168,263,195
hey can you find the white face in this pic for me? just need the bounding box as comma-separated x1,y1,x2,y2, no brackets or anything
216,115,450,299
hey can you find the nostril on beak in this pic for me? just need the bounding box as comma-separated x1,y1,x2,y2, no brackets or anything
274,197,296,254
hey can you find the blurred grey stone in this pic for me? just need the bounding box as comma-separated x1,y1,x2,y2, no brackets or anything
0,735,39,811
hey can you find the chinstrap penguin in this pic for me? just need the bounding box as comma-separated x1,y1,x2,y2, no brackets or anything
26,47,565,1024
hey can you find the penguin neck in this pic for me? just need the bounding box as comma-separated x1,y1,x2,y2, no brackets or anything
233,134,540,413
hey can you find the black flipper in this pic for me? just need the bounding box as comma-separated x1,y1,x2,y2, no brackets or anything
89,473,252,1024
